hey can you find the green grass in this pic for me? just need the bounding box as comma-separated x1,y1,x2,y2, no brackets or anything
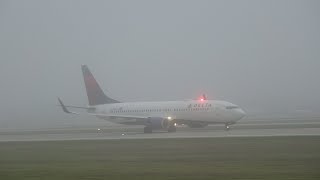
0,136,320,180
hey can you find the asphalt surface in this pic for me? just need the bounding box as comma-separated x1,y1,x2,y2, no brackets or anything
0,118,319,142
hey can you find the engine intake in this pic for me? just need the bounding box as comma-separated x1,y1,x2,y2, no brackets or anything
146,117,169,129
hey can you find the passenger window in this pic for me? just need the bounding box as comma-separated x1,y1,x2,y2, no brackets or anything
226,106,238,110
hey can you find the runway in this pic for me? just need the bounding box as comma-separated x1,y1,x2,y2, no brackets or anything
0,118,320,142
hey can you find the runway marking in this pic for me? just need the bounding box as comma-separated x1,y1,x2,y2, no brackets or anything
0,127,319,142
1,120,320,142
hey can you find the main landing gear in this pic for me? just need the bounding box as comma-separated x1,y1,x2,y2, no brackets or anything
143,124,177,133
168,124,177,133
187,122,209,128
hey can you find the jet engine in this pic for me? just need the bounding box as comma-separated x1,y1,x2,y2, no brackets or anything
146,117,169,129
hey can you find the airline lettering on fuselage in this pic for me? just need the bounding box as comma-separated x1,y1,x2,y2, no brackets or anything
110,103,212,113
187,103,212,108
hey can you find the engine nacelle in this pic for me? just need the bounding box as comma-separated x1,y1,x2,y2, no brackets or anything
146,117,169,129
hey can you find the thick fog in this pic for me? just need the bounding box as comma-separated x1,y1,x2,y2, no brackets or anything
0,0,319,129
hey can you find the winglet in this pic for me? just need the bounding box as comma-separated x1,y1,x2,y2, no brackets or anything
57,98,79,114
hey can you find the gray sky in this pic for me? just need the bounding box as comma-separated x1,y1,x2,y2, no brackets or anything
1,0,319,129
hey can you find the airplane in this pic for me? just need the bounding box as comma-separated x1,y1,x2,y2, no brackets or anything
58,65,246,133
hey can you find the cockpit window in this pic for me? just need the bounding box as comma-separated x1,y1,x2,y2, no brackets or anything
226,106,238,110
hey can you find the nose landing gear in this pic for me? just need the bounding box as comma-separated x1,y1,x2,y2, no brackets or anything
224,123,231,131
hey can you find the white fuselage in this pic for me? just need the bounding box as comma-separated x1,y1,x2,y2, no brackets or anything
91,100,245,125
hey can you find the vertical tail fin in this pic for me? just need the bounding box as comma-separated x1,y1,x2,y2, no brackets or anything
81,65,120,106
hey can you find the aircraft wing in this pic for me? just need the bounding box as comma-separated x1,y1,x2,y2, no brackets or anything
58,98,151,120
89,113,149,120
91,113,199,125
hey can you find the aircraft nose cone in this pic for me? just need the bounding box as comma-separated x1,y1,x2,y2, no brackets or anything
238,108,246,119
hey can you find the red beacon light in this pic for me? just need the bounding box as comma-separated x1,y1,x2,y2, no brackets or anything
199,94,207,102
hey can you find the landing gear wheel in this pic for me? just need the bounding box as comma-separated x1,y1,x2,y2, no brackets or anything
168,125,177,133
144,126,152,133
225,124,230,131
